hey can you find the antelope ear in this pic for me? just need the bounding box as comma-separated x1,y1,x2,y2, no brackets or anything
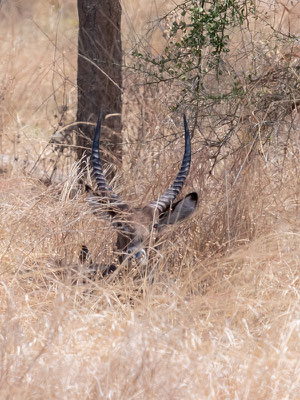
159,192,198,226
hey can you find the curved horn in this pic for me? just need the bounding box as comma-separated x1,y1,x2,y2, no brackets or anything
92,113,124,206
149,114,191,214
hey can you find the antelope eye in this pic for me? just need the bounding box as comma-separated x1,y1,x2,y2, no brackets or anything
153,223,159,229
113,221,123,229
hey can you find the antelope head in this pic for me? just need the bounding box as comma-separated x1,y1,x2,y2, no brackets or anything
90,114,198,265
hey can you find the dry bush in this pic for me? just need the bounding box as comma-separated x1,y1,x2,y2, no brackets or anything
0,0,300,399
0,166,299,399
0,0,77,183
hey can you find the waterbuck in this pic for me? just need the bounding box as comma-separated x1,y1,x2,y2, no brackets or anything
86,114,197,275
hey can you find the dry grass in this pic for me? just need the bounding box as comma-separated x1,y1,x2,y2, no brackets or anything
0,0,300,399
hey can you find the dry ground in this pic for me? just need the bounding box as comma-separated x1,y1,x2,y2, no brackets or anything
0,1,300,399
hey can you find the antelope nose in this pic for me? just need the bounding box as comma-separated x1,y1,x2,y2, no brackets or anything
134,249,146,260
127,247,147,261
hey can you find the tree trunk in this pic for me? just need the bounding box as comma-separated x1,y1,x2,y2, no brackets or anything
76,0,122,175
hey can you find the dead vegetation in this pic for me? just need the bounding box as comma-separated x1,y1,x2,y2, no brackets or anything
0,0,299,398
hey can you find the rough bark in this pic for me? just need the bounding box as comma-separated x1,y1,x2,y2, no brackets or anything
76,0,122,173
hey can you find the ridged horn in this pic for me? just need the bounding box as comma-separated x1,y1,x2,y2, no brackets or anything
149,114,191,214
92,113,124,206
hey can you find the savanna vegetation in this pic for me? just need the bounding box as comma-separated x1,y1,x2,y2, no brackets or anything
0,0,299,398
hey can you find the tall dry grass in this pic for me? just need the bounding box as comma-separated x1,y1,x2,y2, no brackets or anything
0,0,299,398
